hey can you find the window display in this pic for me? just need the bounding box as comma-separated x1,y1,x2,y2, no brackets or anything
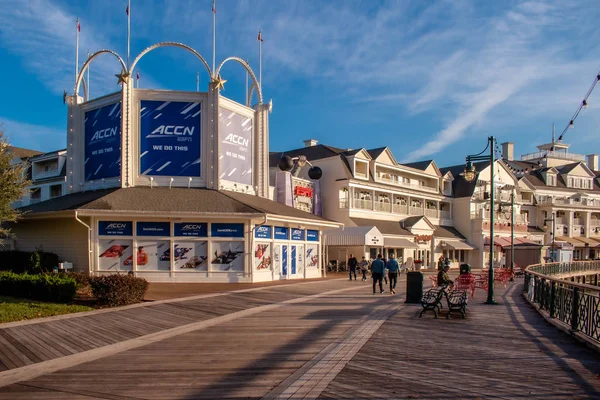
134,240,171,271
306,245,319,268
98,239,133,271
254,243,271,271
173,241,208,271
211,241,244,271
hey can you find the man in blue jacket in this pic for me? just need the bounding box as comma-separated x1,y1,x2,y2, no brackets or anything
386,253,400,295
371,254,386,294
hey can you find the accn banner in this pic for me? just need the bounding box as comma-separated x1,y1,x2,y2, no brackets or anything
84,102,122,181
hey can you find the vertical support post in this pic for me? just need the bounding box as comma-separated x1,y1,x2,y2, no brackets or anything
595,274,598,286
550,281,556,318
571,286,579,331
487,136,496,304
540,278,546,309
510,191,514,281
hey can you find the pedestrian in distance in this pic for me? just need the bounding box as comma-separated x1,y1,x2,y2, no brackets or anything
371,254,386,294
358,256,369,281
348,254,358,281
386,253,400,295
437,264,453,287
382,255,389,286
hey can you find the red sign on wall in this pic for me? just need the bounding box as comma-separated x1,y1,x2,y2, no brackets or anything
294,186,313,197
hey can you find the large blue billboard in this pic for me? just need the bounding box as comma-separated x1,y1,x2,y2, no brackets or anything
84,102,121,181
140,100,201,177
218,107,252,185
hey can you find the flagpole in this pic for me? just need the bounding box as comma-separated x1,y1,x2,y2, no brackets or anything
87,49,90,98
258,29,262,89
75,18,80,85
127,0,131,69
196,72,200,92
212,0,216,77
245,59,248,105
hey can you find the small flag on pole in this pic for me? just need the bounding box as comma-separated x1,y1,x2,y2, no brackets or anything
257,30,263,42
63,90,67,104
77,21,81,32
136,71,140,80
126,5,129,15
212,0,216,13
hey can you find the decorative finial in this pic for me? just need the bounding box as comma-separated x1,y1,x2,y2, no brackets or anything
212,74,227,91
115,70,130,85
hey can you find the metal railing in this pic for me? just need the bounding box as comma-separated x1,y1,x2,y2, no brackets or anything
524,261,600,346
521,151,586,162
392,204,408,215
373,202,391,212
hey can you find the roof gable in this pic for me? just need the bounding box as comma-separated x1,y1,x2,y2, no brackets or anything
368,147,397,166
558,162,595,178
345,148,372,160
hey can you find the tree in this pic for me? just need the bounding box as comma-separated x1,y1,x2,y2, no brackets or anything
0,126,30,237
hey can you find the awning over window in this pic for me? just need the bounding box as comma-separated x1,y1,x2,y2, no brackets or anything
555,236,587,247
440,239,476,250
323,226,384,247
571,236,600,247
383,237,418,248
484,237,538,248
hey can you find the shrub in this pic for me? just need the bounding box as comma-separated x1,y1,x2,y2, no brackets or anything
89,274,149,306
0,271,77,303
57,271,90,289
0,250,60,273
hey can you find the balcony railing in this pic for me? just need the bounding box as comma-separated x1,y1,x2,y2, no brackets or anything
573,218,585,226
374,174,438,193
32,169,61,181
536,197,600,207
521,151,586,162
591,219,600,227
424,208,438,218
555,217,567,225
410,206,424,216
339,199,349,209
472,209,528,224
353,199,372,210
440,210,451,220
392,204,408,215
373,202,391,212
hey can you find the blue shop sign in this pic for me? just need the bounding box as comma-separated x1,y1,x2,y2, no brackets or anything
174,222,207,237
291,228,305,241
137,222,171,237
307,230,319,242
211,223,244,238
98,221,132,236
254,225,272,239
274,227,289,240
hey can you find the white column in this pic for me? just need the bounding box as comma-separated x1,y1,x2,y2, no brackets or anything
253,102,270,197
585,211,591,238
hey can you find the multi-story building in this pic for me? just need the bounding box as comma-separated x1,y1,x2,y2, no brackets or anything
503,140,600,261
16,149,67,207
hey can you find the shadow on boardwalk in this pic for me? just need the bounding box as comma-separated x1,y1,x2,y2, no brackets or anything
319,283,600,400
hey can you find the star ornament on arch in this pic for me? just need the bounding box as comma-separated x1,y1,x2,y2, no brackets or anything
115,71,130,85
212,74,227,91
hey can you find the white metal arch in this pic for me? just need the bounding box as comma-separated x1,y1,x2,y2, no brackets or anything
75,49,127,96
129,42,211,81
247,82,257,107
215,57,263,104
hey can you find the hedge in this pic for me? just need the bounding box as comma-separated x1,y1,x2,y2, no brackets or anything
89,274,149,306
0,271,78,303
0,250,59,273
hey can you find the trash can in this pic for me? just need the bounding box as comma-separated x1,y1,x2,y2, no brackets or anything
460,263,471,275
405,271,424,303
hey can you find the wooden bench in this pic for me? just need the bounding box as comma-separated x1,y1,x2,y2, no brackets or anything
444,289,468,319
419,288,445,318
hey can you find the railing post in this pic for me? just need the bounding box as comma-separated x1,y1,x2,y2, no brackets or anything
571,287,579,332
540,278,546,309
549,281,556,318
524,272,529,293
595,274,598,287
533,276,539,304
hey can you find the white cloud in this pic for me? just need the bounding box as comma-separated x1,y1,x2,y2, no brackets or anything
0,118,65,152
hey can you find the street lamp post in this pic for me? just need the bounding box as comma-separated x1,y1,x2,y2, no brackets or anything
497,189,515,281
543,213,556,262
463,136,497,305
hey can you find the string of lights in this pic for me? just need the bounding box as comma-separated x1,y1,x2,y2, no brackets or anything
557,68,600,142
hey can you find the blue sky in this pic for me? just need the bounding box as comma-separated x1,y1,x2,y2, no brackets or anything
1,0,600,167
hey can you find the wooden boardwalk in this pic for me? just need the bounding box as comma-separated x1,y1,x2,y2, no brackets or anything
0,275,599,399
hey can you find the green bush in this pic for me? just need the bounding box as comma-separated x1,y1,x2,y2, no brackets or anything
0,250,60,273
89,274,149,306
0,271,77,303
57,271,90,289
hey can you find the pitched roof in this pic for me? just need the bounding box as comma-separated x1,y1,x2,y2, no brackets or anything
350,218,412,236
439,161,490,198
401,216,424,228
18,187,333,223
269,144,346,167
433,225,466,239
402,160,433,171
8,146,43,159
366,147,387,159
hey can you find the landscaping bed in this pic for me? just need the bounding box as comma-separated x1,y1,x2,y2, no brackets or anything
0,296,93,323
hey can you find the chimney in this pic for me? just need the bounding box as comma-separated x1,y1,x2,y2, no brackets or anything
587,154,599,171
303,139,318,147
501,142,514,161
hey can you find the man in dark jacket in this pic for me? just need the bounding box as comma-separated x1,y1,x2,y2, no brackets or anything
437,265,453,287
371,254,386,294
348,254,358,281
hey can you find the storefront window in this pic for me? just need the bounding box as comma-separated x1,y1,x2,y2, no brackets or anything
99,239,133,271
211,241,244,271
173,241,208,271
254,243,272,271
136,240,171,271
306,245,319,268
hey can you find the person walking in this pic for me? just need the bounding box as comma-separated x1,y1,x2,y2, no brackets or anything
348,254,358,281
371,254,386,294
386,253,400,295
358,256,369,281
